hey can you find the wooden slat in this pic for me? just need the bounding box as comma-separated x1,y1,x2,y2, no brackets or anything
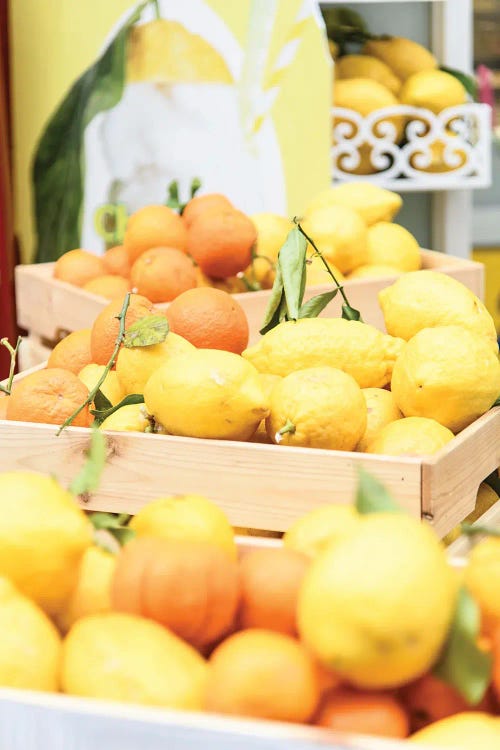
447,497,500,558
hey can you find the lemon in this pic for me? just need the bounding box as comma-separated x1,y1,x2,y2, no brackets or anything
130,494,237,560
305,183,402,226
116,333,195,395
391,326,500,432
144,348,269,441
250,213,292,264
100,403,150,432
243,318,405,389
284,505,361,559
365,416,454,456
363,37,437,81
301,205,368,274
245,256,275,289
78,364,125,406
357,388,403,452
348,264,403,280
401,70,467,114
333,78,405,144
298,513,456,688
266,366,366,451
62,613,208,709
366,222,421,272
379,271,498,353
328,39,339,60
336,54,401,95
465,534,500,636
409,712,500,747
250,373,282,444
306,254,345,287
0,473,92,615
127,19,233,85
0,576,61,691
56,545,116,634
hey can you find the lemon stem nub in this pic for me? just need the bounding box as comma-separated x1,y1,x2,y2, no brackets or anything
275,420,296,444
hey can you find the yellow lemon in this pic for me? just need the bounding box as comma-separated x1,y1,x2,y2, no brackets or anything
195,267,247,293
409,712,500,747
333,78,405,144
56,545,116,634
298,513,456,688
305,183,402,226
245,256,275,289
379,271,498,353
336,54,401,95
401,69,467,114
250,213,293,264
363,37,437,81
243,318,405,389
100,403,150,432
0,473,92,616
62,613,208,709
391,326,500,432
357,387,403,452
130,494,237,560
266,366,367,451
0,576,61,691
348,264,403,280
366,222,421,272
365,416,454,456
465,534,500,636
284,505,361,559
250,373,282,444
78,364,125,406
306,253,345,287
301,205,368,274
144,348,269,441
116,333,195,395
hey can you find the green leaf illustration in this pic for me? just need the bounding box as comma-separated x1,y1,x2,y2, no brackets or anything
91,393,145,424
33,1,149,262
434,587,492,704
299,289,338,318
356,468,402,515
69,426,107,497
123,315,169,348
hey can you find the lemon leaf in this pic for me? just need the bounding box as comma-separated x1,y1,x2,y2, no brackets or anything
260,264,286,335
434,587,492,704
123,315,169,348
492,394,500,408
299,290,338,318
92,393,145,425
356,468,402,514
69,427,107,497
89,511,136,547
280,228,308,320
94,389,113,412
342,303,362,321
166,180,180,210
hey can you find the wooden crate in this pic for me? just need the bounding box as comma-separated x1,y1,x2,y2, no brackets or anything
15,250,484,347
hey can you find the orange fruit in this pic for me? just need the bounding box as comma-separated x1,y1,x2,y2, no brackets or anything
83,275,131,300
54,249,106,287
187,209,256,278
238,547,309,636
316,688,409,739
130,246,196,303
6,368,91,427
90,294,155,366
47,329,93,375
205,629,320,722
124,205,187,263
111,536,240,649
102,245,131,278
166,287,249,354
183,193,233,228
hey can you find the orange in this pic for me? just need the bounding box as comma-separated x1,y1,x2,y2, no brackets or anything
183,193,233,228
83,275,131,300
47,329,93,375
205,629,320,723
124,205,187,263
54,249,106,287
187,209,256,278
111,537,240,649
166,287,249,354
102,245,131,278
238,547,309,636
316,688,409,739
90,294,155,366
6,368,91,427
130,246,196,303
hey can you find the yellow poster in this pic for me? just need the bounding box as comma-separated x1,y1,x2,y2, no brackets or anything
9,0,332,262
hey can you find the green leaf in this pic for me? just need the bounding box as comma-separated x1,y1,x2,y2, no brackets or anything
89,511,136,547
342,303,362,321
33,1,148,262
166,180,180,210
440,66,478,101
123,315,169,348
112,527,137,545
299,289,338,318
260,264,286,335
190,177,202,200
279,228,308,320
492,394,500,408
69,427,107,497
356,468,402,515
92,393,145,424
94,389,113,412
434,587,492,704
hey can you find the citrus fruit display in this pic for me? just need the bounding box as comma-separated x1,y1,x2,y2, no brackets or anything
47,329,93,374
82,274,131,300
130,246,196,302
54,249,105,287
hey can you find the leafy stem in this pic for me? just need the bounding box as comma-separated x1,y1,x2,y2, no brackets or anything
0,336,22,395
56,293,131,436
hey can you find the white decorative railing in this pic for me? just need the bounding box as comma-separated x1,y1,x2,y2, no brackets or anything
331,103,492,191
